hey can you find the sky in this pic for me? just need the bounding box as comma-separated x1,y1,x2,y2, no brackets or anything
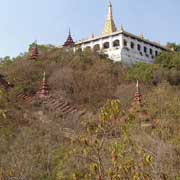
0,0,179,58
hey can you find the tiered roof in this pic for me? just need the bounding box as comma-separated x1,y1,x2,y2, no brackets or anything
63,30,75,48
128,80,143,113
37,72,49,98
30,42,39,60
134,80,142,105
76,2,168,51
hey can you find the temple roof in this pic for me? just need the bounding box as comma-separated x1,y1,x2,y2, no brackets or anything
63,30,75,48
30,42,39,60
102,1,117,35
37,72,49,98
76,2,168,51
76,30,168,51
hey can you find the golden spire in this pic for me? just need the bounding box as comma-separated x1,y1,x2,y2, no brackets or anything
102,1,117,35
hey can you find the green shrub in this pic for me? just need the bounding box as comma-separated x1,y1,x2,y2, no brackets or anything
127,62,158,83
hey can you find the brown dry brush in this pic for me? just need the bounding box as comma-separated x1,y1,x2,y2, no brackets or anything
0,48,179,180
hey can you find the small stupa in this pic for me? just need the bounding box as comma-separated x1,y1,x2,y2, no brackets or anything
134,80,142,105
37,72,49,98
30,42,39,60
129,80,142,113
63,29,75,48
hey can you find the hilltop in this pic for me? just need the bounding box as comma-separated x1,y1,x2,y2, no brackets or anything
0,44,179,180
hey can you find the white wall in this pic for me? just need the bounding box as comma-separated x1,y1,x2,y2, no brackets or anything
76,33,164,64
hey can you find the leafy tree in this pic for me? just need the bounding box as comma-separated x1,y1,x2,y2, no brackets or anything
166,42,180,52
0,56,12,68
127,62,158,83
145,82,180,142
56,100,154,180
155,51,180,70
0,44,179,180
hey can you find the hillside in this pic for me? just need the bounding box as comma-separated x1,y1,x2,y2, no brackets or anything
0,44,179,180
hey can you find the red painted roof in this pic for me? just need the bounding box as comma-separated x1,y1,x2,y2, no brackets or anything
63,31,75,48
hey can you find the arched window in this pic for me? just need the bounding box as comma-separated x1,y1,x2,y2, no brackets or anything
144,46,147,53
155,50,158,56
84,46,91,51
150,48,153,55
137,44,141,51
76,47,82,52
103,42,110,49
113,40,120,47
93,44,100,51
123,40,127,47
131,42,135,49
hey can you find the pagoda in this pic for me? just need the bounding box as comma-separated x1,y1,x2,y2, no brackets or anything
102,1,117,35
30,42,39,60
63,29,75,48
128,80,142,113
37,72,49,98
129,81,154,126
134,80,142,105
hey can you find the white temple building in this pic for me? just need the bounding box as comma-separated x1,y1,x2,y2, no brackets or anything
74,2,168,64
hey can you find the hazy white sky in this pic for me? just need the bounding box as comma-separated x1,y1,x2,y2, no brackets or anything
0,0,179,57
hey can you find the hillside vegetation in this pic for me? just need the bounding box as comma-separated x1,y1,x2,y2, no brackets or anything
0,44,179,180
